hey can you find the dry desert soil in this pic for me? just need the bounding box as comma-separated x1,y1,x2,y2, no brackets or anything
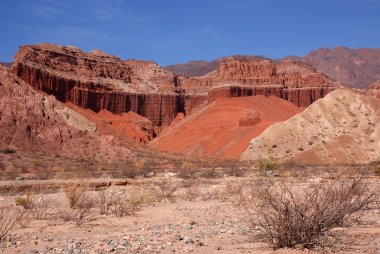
1,170,379,254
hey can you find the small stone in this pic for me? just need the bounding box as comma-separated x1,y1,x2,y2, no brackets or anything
30,249,39,254
184,224,193,230
185,237,194,244
238,228,247,235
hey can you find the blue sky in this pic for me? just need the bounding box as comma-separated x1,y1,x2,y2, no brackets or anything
0,0,379,66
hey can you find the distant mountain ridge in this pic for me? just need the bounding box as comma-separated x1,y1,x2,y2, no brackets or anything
166,47,380,89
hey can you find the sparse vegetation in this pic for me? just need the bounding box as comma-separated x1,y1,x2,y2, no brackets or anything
58,197,97,227
182,180,201,201
62,181,87,209
257,158,278,172
177,161,198,179
110,190,150,217
14,192,34,210
0,207,25,242
240,176,378,249
155,179,179,201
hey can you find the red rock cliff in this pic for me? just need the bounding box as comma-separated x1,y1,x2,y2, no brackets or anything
12,44,340,125
12,44,184,126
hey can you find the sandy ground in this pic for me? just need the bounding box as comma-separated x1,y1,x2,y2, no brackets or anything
0,174,380,254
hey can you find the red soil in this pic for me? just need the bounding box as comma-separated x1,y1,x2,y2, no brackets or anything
65,102,155,143
149,96,302,159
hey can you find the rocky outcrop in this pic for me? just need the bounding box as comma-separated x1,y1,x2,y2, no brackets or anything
12,44,339,127
239,110,260,127
0,63,132,162
242,89,380,165
168,47,380,89
12,44,184,126
366,80,380,98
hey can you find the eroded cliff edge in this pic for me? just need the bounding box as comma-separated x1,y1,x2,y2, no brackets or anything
12,44,340,127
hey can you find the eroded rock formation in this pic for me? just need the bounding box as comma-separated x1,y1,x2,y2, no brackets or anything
242,89,380,164
12,44,339,128
239,110,261,127
366,80,380,98
0,62,132,161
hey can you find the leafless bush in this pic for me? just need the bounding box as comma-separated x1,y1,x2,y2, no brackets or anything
198,168,221,179
240,176,378,249
176,161,198,179
29,197,54,220
110,190,150,217
224,167,246,177
97,189,116,215
155,179,179,201
58,197,97,227
201,188,223,201
182,180,201,201
225,180,245,196
14,190,53,220
0,207,25,242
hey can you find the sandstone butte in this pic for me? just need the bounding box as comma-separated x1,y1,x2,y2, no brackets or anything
241,89,380,165
0,62,132,162
10,43,343,159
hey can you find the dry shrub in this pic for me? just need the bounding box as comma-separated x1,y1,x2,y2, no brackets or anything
225,180,245,196
177,161,198,179
14,192,34,210
201,188,223,201
155,179,179,201
257,158,278,171
224,167,246,177
62,181,87,209
110,190,150,217
182,180,201,201
58,197,97,227
240,176,377,249
97,188,116,215
198,168,221,179
125,190,151,215
14,188,54,220
29,197,54,220
0,207,25,242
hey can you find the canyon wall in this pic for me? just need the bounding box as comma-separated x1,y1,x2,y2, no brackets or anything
12,44,340,126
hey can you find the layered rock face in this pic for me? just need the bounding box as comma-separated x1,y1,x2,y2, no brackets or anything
242,89,380,165
12,44,339,128
182,57,339,108
168,47,380,89
0,63,131,161
12,44,183,126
